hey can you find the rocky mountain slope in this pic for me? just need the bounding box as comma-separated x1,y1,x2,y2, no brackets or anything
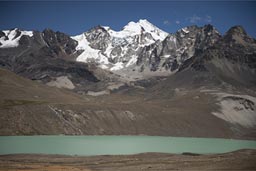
0,20,256,138
190,26,256,87
0,68,255,139
0,28,121,93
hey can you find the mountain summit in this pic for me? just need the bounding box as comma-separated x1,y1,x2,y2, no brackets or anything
72,19,169,74
105,19,168,41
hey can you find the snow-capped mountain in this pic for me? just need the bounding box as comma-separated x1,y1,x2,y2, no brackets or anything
71,20,222,79
0,20,255,87
0,28,33,48
0,20,222,80
72,19,169,74
104,19,168,41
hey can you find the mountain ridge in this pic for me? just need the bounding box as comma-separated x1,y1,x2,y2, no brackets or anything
0,20,256,138
1,20,256,88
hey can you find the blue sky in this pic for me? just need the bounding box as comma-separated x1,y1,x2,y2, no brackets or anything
0,1,256,37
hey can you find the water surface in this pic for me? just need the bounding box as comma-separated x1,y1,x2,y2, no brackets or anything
0,136,256,156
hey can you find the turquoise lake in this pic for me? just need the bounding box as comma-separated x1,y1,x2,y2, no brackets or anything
0,136,256,156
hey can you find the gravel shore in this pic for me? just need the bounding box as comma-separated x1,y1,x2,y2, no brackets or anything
1,149,256,171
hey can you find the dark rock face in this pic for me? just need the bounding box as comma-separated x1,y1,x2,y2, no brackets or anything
0,31,5,38
42,29,78,55
19,35,31,46
225,25,247,37
13,29,21,40
178,25,256,87
136,24,221,72
0,28,99,92
85,26,111,51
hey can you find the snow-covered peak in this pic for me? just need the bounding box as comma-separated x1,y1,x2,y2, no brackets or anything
103,19,168,41
0,28,33,48
71,33,88,51
71,19,170,72
125,19,168,40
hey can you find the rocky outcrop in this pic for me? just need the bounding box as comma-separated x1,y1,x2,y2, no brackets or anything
179,25,256,87
42,29,78,55
136,25,221,73
85,26,111,51
0,28,104,93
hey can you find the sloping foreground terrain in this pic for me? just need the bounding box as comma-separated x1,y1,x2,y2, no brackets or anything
0,68,256,139
0,150,256,171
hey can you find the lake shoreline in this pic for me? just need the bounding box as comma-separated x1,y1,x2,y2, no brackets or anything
1,149,256,171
